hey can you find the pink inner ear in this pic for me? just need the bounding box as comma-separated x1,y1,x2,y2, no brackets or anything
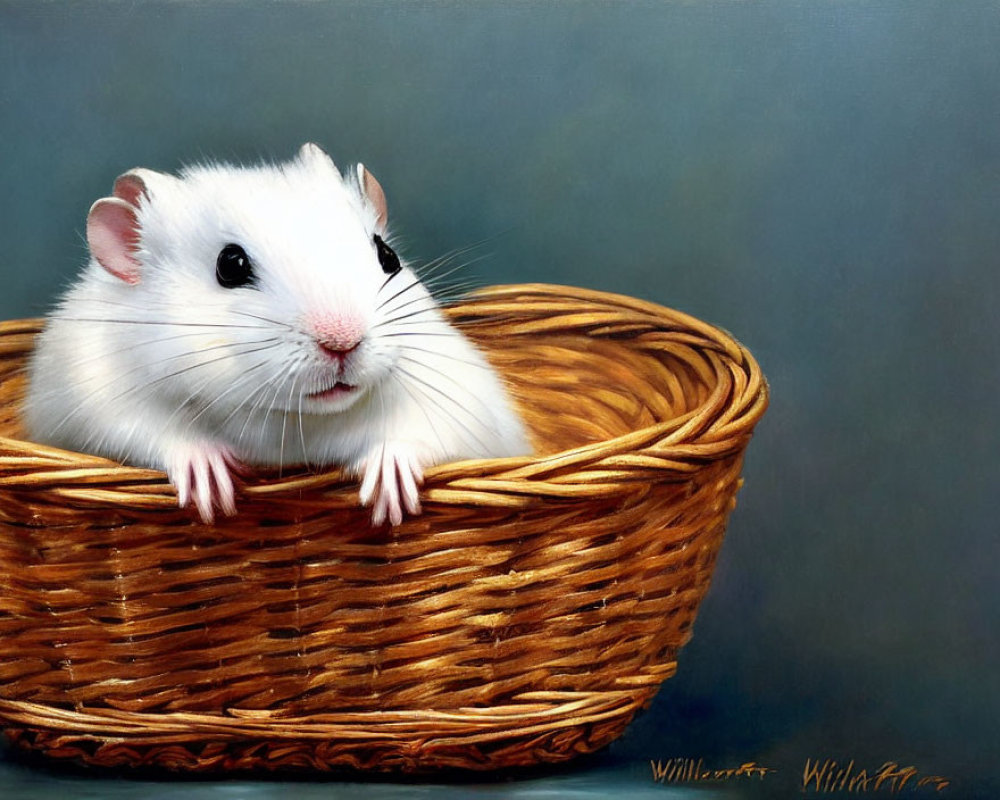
112,173,146,207
359,165,388,231
87,198,142,285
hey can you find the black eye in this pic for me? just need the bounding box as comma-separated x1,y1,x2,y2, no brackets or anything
216,243,255,288
373,234,401,275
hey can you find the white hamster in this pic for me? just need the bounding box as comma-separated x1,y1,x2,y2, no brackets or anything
25,143,531,525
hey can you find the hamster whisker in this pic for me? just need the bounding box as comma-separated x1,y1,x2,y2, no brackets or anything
377,292,441,323
56,330,282,373
394,343,493,371
378,330,464,339
375,276,424,315
375,317,455,332
116,341,284,405
235,357,302,450
411,238,489,277
51,349,276,459
248,356,306,461
423,275,482,294
46,338,283,439
396,354,503,437
233,368,290,445
377,267,404,295
267,356,311,473
370,304,439,332
181,358,277,431
48,315,278,332
227,309,296,331
217,369,286,439
168,356,254,426
166,358,282,455
376,377,387,451
376,264,472,313
422,250,490,279
379,274,482,319
278,369,306,476
416,256,485,296
413,259,486,296
374,269,424,311
389,373,448,458
296,382,310,470
395,365,494,455
417,275,483,308
374,253,481,315
65,297,293,333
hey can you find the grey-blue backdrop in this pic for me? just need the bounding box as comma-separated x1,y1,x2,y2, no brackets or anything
1,2,997,798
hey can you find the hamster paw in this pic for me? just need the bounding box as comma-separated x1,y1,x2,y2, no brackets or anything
358,442,425,526
167,442,242,524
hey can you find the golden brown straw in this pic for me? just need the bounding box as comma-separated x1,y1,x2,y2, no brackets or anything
0,283,767,772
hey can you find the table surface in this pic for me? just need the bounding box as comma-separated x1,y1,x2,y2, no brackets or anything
0,743,773,800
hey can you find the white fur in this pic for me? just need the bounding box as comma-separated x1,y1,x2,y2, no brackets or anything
25,145,531,523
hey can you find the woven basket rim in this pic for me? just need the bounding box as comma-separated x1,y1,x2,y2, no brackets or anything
0,283,768,510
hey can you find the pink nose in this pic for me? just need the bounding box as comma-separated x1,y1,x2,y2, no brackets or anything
309,314,365,359
318,338,360,360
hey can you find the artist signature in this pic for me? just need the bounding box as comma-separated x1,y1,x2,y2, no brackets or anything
802,759,950,794
650,758,773,783
650,757,951,793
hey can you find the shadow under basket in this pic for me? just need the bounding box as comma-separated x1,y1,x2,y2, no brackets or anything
0,283,767,773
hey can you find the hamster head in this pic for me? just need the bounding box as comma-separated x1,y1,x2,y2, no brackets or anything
85,143,436,418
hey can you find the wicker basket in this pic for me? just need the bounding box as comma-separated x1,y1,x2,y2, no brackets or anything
0,283,766,773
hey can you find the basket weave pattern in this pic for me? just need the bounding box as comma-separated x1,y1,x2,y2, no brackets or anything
0,284,766,772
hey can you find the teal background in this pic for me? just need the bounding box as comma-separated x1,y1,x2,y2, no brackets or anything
1,1,998,797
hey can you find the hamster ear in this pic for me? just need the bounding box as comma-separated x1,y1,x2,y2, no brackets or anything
357,163,388,231
112,168,175,206
87,197,143,286
298,142,337,170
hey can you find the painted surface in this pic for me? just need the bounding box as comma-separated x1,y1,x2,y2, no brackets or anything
0,1,996,797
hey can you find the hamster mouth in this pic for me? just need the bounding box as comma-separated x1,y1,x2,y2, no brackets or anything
308,382,357,402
